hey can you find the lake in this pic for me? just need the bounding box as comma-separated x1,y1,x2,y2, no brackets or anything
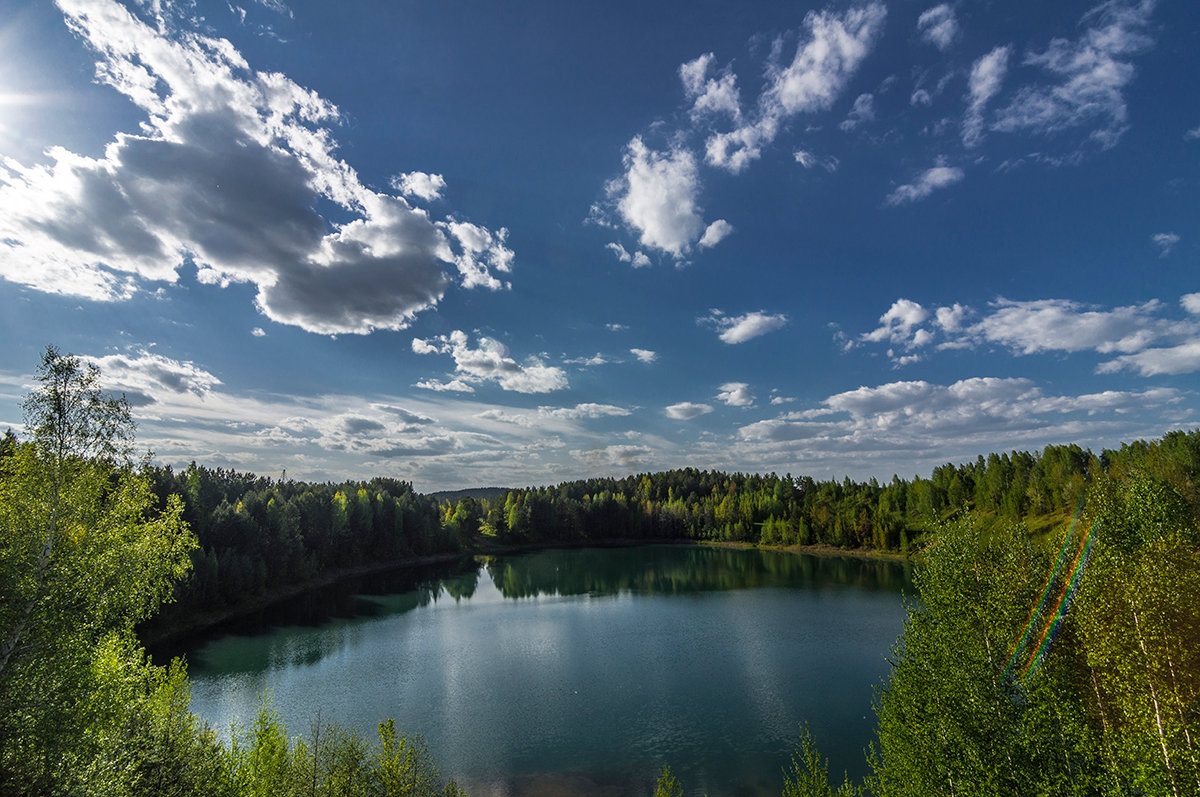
172,544,913,796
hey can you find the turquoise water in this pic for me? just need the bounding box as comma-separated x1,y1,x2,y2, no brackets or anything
176,545,912,796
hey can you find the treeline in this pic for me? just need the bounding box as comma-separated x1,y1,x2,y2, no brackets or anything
140,465,456,631
457,430,1200,552
136,428,1200,637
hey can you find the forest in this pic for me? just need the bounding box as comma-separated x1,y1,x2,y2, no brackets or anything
1,347,1198,795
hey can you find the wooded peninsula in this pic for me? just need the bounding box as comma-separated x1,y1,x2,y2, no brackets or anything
2,348,1197,795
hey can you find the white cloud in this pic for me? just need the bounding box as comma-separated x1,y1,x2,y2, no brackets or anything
935,303,969,332
608,136,705,258
606,242,632,263
1186,125,1200,141
864,299,928,343
972,298,1169,355
698,219,734,248
251,327,266,337
0,0,511,335
703,310,789,344
917,4,958,51
680,53,742,121
1098,342,1200,376
666,402,713,420
630,348,658,364
717,382,756,407
793,150,839,171
542,403,631,420
441,220,513,291
910,88,933,107
411,330,568,393
885,165,964,205
565,353,609,367
1152,232,1180,257
572,444,653,470
761,3,888,118
992,0,1155,152
87,348,222,401
839,93,875,131
414,378,474,393
963,45,1011,148
704,3,887,173
739,376,1183,454
391,171,447,201
856,294,1200,374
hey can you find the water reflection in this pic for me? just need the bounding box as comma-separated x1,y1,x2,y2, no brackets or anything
177,544,912,796
486,545,913,599
152,558,479,671
162,545,910,677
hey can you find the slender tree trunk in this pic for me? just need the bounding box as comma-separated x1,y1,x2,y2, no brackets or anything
1163,647,1200,790
1133,609,1180,797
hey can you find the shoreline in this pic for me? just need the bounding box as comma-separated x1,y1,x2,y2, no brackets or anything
139,549,474,648
141,536,913,648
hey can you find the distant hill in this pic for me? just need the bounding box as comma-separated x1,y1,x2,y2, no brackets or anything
427,487,510,503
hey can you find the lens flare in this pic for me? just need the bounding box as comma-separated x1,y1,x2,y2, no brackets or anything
1003,502,1096,683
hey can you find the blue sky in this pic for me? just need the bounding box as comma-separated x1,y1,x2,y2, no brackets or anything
1,0,1197,490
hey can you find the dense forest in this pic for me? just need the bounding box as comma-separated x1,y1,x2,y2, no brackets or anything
2,347,1199,795
132,426,1199,641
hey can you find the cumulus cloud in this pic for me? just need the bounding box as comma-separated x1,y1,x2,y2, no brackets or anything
855,294,1200,374
1152,232,1180,257
885,165,964,205
862,299,930,345
717,382,756,407
607,137,706,258
698,219,734,248
542,403,631,420
992,0,1155,152
935,303,969,333
630,348,658,364
972,298,1170,355
839,93,876,131
87,348,222,400
702,310,789,344
411,330,568,393
680,53,743,121
573,444,653,470
391,171,447,201
963,45,1011,148
917,4,958,51
666,402,713,420
1098,342,1200,376
414,378,475,393
251,327,266,337
739,376,1183,451
793,150,840,171
704,3,887,173
0,0,511,335
605,242,654,268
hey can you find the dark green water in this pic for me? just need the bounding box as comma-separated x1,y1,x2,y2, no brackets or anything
176,545,912,796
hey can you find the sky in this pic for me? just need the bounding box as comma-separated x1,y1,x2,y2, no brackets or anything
0,0,1197,491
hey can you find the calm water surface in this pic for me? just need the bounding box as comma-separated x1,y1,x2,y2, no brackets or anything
172,545,912,797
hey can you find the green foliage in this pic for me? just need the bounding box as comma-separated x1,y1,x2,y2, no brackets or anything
652,764,684,797
0,347,196,792
780,727,860,797
870,471,1200,796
